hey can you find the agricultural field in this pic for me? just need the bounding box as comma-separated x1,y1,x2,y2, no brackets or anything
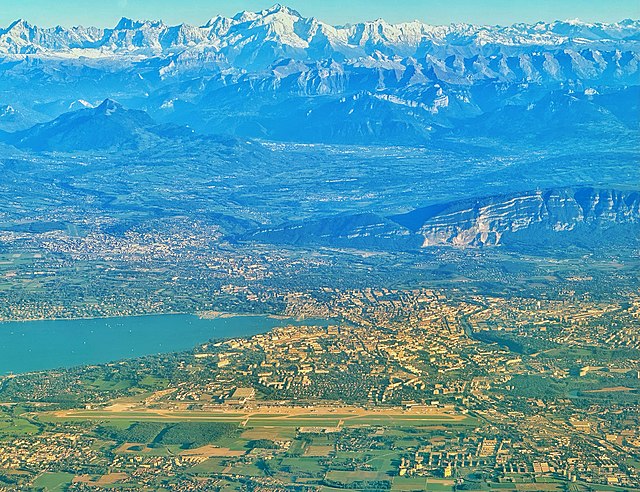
0,404,483,490
31,472,75,491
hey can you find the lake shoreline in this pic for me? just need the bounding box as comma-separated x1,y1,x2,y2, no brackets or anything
0,313,332,376
0,310,303,324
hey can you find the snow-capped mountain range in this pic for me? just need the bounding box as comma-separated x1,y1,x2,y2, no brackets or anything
2,5,639,62
0,5,638,144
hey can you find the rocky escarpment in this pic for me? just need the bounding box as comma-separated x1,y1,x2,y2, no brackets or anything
246,188,640,250
391,188,640,247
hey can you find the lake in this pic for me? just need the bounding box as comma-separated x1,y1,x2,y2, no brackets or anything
0,314,326,375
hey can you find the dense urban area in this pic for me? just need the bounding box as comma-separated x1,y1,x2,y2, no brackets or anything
0,283,638,491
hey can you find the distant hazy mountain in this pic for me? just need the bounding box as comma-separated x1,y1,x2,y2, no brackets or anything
0,103,43,132
0,5,638,144
7,99,164,151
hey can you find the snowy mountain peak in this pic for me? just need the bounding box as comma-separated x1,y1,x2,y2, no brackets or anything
114,17,163,30
3,18,35,38
262,4,303,18
619,18,638,26
232,10,259,23
6,19,32,31
114,17,141,30
202,15,226,29
96,99,123,115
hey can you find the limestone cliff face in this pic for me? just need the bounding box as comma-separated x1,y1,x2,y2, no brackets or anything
250,187,640,250
396,188,640,247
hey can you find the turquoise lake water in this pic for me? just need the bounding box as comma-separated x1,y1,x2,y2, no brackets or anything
0,314,323,375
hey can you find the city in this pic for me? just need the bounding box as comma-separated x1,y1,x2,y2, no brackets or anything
0,1,638,491
0,286,638,490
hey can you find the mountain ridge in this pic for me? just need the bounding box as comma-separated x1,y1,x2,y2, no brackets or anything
1,6,638,63
0,6,638,144
246,187,640,250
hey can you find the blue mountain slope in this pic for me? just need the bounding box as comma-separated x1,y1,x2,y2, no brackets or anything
7,99,154,151
5,99,199,151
